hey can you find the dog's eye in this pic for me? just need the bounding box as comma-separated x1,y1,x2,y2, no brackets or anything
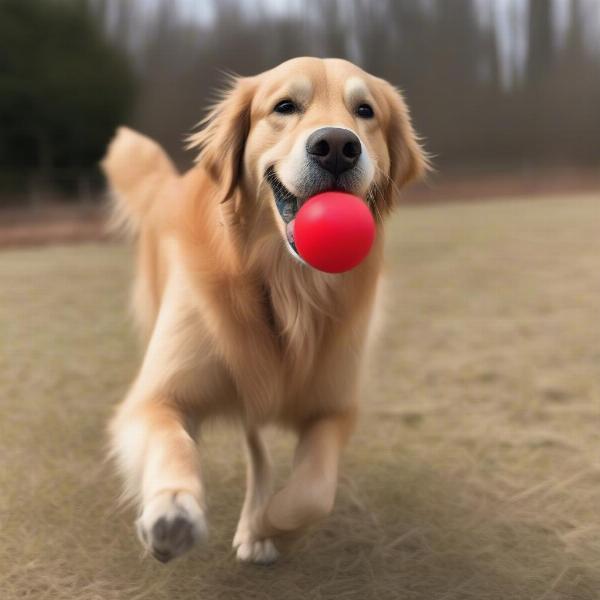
273,100,298,115
356,104,374,119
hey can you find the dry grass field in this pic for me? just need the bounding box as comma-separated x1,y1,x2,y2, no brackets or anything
1,194,599,599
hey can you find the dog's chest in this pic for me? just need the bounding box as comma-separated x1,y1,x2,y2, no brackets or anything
264,274,332,341
262,277,340,396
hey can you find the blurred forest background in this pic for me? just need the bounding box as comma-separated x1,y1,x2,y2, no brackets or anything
1,0,599,208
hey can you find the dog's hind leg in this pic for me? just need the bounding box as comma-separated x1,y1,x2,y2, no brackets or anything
233,429,279,564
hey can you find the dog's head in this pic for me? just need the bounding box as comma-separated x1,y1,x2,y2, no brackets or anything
191,57,427,259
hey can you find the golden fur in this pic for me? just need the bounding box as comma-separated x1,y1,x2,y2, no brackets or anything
102,57,427,564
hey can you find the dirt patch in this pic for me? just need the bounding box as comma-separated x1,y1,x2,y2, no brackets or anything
1,194,599,599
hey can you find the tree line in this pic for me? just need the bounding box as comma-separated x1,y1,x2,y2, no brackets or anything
101,0,600,171
1,0,599,204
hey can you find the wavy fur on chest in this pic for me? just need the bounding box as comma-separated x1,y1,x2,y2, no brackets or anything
172,173,382,422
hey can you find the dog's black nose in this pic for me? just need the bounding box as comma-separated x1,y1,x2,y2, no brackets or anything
306,127,361,177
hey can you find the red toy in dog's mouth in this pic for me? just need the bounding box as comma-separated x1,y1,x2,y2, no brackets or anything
267,169,375,273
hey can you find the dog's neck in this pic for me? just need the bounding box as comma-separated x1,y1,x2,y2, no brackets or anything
258,239,347,381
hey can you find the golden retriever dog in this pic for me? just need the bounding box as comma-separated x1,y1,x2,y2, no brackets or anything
102,57,427,565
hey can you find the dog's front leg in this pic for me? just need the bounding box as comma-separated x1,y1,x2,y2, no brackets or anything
111,398,207,563
238,410,355,563
267,411,355,533
109,273,212,563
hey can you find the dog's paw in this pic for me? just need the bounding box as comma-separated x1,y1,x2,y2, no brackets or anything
136,491,207,563
235,538,279,565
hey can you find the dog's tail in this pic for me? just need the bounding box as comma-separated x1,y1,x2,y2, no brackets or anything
101,127,178,236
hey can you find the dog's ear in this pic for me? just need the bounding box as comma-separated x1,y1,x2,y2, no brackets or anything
189,76,256,202
378,81,429,211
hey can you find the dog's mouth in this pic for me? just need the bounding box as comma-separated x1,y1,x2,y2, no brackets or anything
265,167,301,255
265,166,374,261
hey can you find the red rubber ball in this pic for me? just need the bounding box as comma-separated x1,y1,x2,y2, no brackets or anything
294,191,375,274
